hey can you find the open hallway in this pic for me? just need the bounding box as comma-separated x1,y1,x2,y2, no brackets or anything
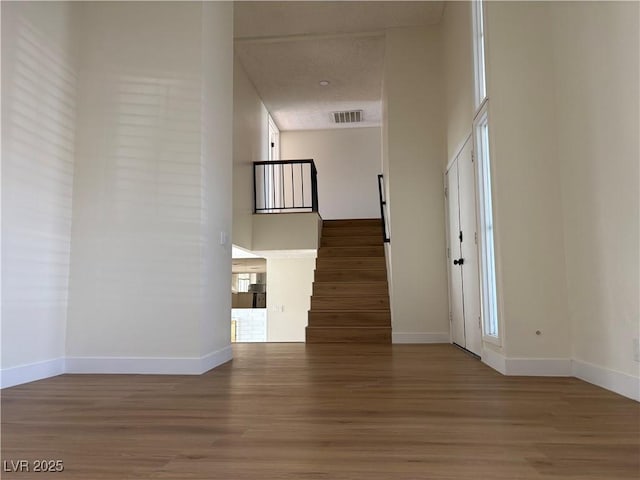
2,344,638,479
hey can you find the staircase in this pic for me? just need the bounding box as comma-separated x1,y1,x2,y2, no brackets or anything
306,219,392,343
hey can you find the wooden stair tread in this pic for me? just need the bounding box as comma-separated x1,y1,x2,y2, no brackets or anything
307,325,390,329
316,263,386,271
308,310,391,328
314,274,387,282
315,267,387,270
321,236,383,246
309,309,391,314
312,297,389,301
322,227,383,237
310,312,390,316
318,246,385,257
322,219,382,228
306,326,391,343
312,285,389,296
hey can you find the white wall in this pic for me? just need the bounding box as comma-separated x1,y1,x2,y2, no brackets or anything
383,26,450,342
65,2,233,371
442,1,473,162
280,128,382,220
233,56,269,250
551,2,639,380
473,1,639,397
252,212,322,252
266,256,315,342
1,1,78,384
484,1,571,360
66,2,202,360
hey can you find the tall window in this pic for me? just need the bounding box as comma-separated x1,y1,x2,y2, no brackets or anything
472,0,500,342
474,104,499,339
472,0,487,108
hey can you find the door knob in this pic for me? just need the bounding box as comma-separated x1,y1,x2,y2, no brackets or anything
453,258,464,265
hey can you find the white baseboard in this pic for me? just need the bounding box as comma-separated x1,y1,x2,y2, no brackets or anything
481,347,506,374
482,350,572,377
392,332,450,344
2,347,234,389
480,350,639,401
572,358,640,402
67,346,234,375
1,357,66,389
66,356,203,374
200,346,233,373
505,357,572,376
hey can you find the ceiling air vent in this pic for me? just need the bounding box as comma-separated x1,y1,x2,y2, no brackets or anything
332,110,363,124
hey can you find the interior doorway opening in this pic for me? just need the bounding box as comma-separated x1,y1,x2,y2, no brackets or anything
231,245,314,343
232,256,267,342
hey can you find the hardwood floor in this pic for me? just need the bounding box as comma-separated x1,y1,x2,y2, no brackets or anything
1,344,638,479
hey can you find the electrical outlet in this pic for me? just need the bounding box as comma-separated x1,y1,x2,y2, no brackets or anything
633,338,640,363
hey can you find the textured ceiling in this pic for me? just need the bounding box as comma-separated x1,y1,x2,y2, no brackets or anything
234,2,444,131
236,35,385,131
234,2,444,39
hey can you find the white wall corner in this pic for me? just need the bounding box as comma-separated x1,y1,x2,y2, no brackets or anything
505,357,572,377
1,358,66,389
481,347,506,374
200,345,233,374
392,332,450,344
572,359,640,402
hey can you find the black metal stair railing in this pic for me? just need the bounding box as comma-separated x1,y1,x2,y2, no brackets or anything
377,174,390,243
253,159,318,213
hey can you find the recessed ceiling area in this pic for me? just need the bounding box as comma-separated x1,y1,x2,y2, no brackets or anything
232,258,267,274
234,2,444,131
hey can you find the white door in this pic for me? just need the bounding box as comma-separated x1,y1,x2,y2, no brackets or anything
267,114,281,209
457,141,482,356
446,160,465,347
268,114,280,161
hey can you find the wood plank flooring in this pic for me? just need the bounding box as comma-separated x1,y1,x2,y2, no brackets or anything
1,344,639,479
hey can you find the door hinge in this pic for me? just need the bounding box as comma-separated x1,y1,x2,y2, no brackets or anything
459,231,463,242
474,232,478,244
478,316,482,329
449,312,453,323
444,186,448,198
472,151,475,163
447,247,450,259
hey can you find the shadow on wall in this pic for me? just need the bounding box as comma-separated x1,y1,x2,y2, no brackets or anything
2,14,77,364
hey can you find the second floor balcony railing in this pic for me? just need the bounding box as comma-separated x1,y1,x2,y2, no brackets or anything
253,159,318,214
